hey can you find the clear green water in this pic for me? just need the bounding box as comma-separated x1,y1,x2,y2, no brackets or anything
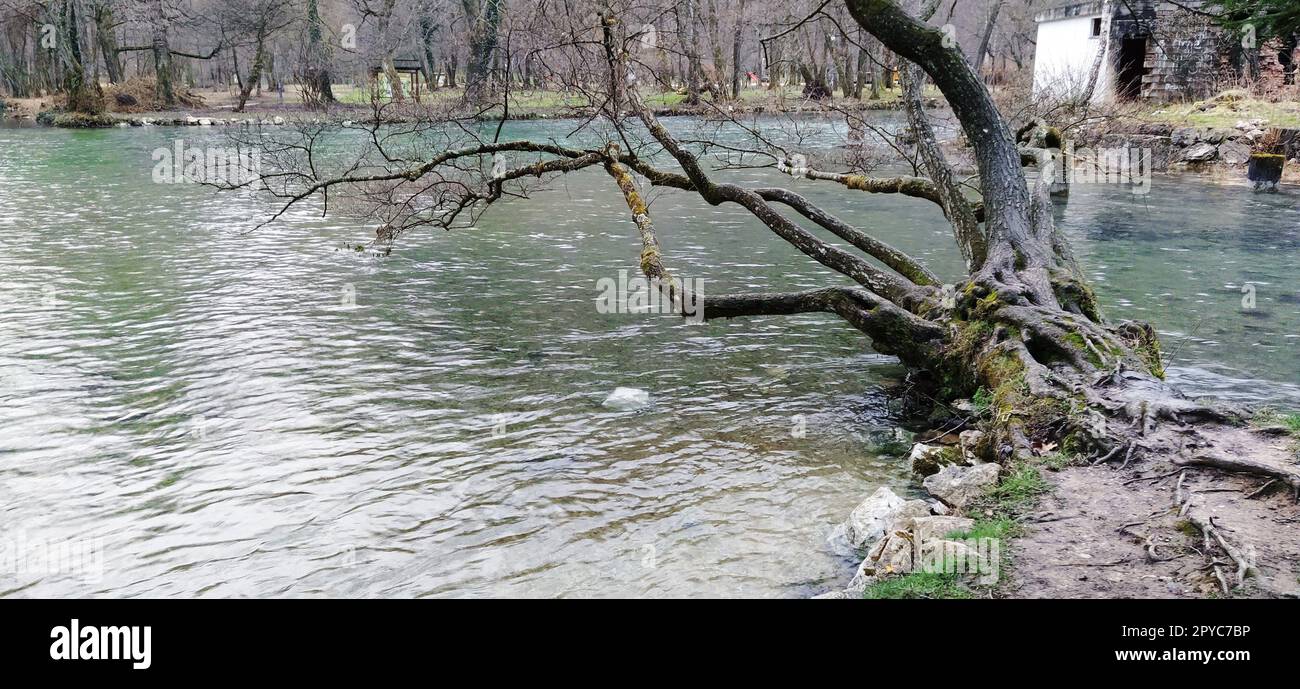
0,120,1297,597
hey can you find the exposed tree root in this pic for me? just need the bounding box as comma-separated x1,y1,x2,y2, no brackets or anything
1175,454,1300,502
1174,470,1262,595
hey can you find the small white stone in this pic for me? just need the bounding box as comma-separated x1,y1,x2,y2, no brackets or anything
602,387,651,410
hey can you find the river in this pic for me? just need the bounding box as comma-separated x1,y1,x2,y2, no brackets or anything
1,118,1297,597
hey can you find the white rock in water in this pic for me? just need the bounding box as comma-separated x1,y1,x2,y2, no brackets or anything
272,116,286,125
198,117,213,126
603,387,651,410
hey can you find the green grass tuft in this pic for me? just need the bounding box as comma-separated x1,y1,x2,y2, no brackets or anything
977,463,1050,518
863,571,973,599
947,517,1019,542
1252,409,1300,436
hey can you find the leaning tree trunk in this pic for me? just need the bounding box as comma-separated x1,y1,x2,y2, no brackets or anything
971,0,1002,76
235,31,268,112
832,0,1246,470
1078,0,1112,104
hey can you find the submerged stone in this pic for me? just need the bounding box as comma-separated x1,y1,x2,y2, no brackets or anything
602,386,651,410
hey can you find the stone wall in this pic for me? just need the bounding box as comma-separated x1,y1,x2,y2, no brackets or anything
1106,1,1299,102
1106,0,1220,102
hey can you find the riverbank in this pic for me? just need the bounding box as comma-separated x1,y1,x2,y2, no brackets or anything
1066,90,1300,185
819,411,1300,599
1,82,932,128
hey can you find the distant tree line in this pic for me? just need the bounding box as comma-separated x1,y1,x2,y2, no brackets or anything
0,0,1058,113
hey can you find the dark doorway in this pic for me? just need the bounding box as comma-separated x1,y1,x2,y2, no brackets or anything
1116,37,1147,99
1280,37,1297,85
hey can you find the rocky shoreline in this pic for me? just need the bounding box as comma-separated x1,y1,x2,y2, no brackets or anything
817,431,1008,599
1082,119,1300,179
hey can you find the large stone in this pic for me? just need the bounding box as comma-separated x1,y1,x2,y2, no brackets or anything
1125,133,1173,172
847,531,915,593
1171,127,1198,147
884,499,934,533
915,538,984,577
1204,128,1235,145
923,463,1000,509
1135,122,1172,136
958,429,986,462
1219,141,1252,165
1180,142,1218,162
836,486,905,550
909,443,962,477
911,515,976,544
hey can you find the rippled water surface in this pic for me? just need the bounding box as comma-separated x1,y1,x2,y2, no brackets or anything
1,120,1297,597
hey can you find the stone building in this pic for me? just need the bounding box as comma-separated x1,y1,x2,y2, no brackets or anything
1032,0,1299,103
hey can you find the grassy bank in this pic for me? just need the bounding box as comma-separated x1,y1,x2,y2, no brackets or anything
1141,90,1300,130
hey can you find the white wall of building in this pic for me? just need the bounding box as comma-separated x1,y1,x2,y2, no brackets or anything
1032,15,1111,103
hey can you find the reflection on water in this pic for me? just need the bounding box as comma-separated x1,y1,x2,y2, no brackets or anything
0,120,1296,597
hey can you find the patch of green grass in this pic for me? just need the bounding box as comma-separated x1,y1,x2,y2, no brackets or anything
978,463,1051,518
947,517,1019,542
1252,408,1300,435
1142,93,1300,129
971,386,992,415
863,570,973,599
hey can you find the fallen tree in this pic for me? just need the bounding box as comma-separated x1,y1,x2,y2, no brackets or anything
233,1,1299,596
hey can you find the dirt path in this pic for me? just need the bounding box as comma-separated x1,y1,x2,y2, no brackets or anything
1006,426,1300,598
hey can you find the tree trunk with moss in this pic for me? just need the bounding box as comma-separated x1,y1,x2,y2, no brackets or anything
823,0,1221,465
304,0,336,106
58,0,101,114
235,29,268,112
